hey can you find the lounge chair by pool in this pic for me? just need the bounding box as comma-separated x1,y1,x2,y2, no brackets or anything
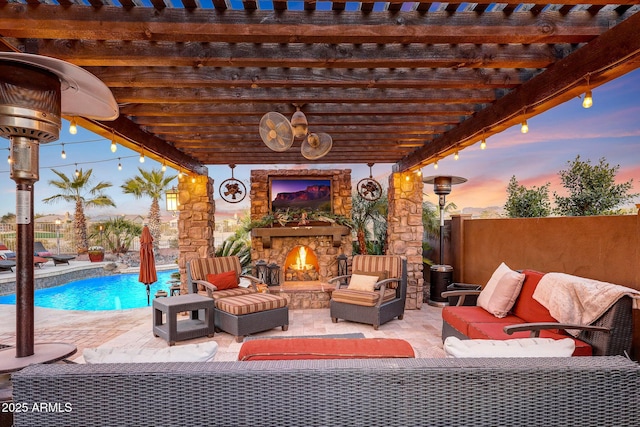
34,241,76,266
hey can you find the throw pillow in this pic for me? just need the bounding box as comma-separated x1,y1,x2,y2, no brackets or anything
443,336,575,358
83,342,218,363
477,262,525,318
206,270,238,290
347,273,380,292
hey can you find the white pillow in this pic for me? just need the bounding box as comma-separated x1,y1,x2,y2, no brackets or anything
444,337,575,358
477,262,525,318
347,273,380,292
83,341,218,363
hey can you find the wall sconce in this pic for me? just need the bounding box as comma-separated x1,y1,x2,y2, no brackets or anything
165,187,178,213
268,263,280,286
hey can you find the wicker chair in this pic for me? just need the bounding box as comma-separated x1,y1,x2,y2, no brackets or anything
329,255,407,330
186,256,289,342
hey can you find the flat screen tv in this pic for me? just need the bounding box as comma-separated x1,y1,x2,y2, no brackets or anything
269,177,332,213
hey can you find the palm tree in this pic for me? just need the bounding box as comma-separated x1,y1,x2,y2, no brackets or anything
121,168,177,250
351,191,388,255
43,169,116,253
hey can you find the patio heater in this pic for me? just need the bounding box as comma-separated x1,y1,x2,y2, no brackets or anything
423,175,467,307
0,53,118,372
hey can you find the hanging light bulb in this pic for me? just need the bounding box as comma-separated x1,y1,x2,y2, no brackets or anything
60,143,66,159
161,162,166,172
434,160,439,170
139,150,145,163
191,175,196,184
480,138,487,150
405,174,410,182
582,90,593,108
415,169,422,177
110,133,117,153
117,158,122,171
178,170,184,178
74,164,80,177
7,153,11,164
69,118,77,135
521,119,529,134
454,151,459,160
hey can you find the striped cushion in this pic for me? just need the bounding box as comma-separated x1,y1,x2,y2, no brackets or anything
331,288,397,307
216,293,288,315
190,257,241,281
199,288,256,300
352,255,401,285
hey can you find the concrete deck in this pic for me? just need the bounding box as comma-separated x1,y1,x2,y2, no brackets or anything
0,261,447,362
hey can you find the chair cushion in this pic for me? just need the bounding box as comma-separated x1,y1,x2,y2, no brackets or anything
443,336,575,358
347,273,379,292
442,306,524,336
83,342,218,363
477,262,525,318
511,270,558,323
238,338,414,361
216,293,288,316
208,287,257,300
331,288,396,307
206,270,238,290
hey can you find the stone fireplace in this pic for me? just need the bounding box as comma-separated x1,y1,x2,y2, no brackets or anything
249,169,353,307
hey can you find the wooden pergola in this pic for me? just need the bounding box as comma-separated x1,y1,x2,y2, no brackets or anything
1,2,639,176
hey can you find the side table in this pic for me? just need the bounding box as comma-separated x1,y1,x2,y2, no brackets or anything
153,294,215,346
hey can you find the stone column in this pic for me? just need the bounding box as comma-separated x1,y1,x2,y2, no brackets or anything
387,172,424,309
177,174,215,293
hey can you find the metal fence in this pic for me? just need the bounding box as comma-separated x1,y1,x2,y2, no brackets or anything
0,222,176,253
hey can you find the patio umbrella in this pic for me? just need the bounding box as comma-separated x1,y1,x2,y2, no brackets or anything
138,225,157,305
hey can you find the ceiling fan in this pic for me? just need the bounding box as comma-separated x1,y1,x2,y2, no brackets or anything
258,105,332,160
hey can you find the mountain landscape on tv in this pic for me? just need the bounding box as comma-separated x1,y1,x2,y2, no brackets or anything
272,184,332,212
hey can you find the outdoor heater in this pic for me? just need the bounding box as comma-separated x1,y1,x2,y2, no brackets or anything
423,175,467,307
0,53,118,372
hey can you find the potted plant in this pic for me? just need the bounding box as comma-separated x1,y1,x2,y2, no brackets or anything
88,246,105,262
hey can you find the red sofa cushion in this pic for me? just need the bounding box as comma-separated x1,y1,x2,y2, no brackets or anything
442,306,524,336
238,338,415,361
511,270,558,323
467,322,592,356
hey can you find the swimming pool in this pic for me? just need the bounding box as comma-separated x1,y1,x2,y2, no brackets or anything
0,269,178,311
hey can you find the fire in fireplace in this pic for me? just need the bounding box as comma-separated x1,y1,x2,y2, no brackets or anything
284,245,320,282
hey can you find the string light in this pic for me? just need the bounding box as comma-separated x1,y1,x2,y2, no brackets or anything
139,150,145,163
521,119,529,134
582,74,593,108
434,160,439,170
7,153,11,164
117,158,122,171
454,151,459,160
69,118,77,135
74,164,80,177
61,143,66,159
161,161,166,172
191,175,196,183
480,138,487,150
110,131,117,153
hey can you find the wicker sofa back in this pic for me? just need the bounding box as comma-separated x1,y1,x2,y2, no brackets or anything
12,357,640,426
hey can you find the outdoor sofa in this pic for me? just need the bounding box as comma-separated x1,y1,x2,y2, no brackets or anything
441,267,636,356
11,356,640,426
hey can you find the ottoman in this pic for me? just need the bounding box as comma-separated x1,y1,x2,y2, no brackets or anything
214,293,289,342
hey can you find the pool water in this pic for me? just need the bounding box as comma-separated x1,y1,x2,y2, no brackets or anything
0,270,178,311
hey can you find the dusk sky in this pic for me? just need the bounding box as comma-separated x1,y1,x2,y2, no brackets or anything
0,68,638,219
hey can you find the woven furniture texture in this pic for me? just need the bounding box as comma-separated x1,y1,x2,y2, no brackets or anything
12,357,640,427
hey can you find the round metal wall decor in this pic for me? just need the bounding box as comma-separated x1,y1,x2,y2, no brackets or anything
219,165,246,203
357,163,382,201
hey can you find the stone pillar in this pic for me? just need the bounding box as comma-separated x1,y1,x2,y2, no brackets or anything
387,172,424,309
177,174,215,293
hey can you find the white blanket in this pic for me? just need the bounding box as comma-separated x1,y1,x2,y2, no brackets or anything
533,273,640,335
